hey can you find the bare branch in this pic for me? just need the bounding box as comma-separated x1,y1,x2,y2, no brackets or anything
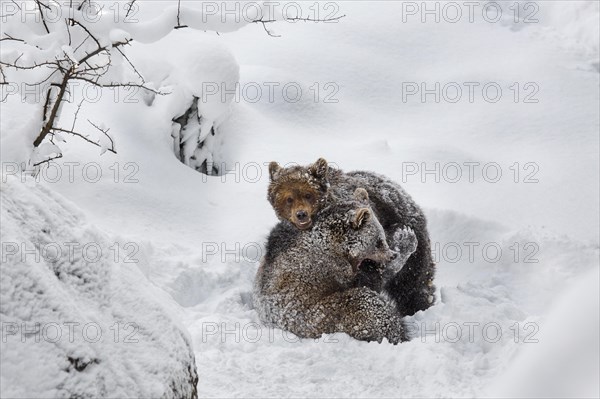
69,18,101,49
22,69,59,87
6,1,339,166
71,99,85,132
115,47,146,84
78,39,131,65
0,57,58,70
88,119,116,153
279,14,346,23
77,0,90,11
251,14,346,37
176,0,183,28
34,0,51,34
51,126,117,154
70,75,166,95
74,34,90,53
42,87,54,123
1,33,45,52
65,18,73,46
34,71,71,147
0,0,21,17
0,34,25,43
174,0,191,29
77,62,110,75
34,0,51,10
125,0,137,19
32,152,63,167
258,21,281,38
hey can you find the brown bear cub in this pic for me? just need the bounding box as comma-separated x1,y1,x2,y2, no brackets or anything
267,158,436,317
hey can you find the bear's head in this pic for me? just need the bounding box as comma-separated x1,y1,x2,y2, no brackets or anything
268,158,330,230
326,188,395,271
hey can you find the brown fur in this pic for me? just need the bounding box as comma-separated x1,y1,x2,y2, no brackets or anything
268,161,329,230
255,188,406,344
267,158,436,317
271,180,320,230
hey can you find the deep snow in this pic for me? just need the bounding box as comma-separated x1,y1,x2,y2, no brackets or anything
1,1,599,397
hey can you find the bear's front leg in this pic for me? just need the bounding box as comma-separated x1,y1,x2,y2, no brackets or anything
387,225,418,273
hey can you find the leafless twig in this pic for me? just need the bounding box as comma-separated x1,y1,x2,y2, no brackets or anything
88,119,116,153
251,14,345,37
125,0,137,18
34,0,51,34
32,153,63,167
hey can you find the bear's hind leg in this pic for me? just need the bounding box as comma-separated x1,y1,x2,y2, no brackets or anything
310,288,407,344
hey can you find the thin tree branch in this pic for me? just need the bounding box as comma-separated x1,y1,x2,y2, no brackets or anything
42,86,54,122
0,33,25,43
70,75,165,95
125,0,136,19
176,0,183,28
65,18,73,46
71,99,85,132
258,22,280,37
115,47,145,83
22,69,59,87
250,14,345,37
88,119,116,153
34,71,71,147
32,152,63,167
281,14,346,23
51,126,117,154
34,0,51,34
69,18,101,48
77,0,90,11
0,57,58,70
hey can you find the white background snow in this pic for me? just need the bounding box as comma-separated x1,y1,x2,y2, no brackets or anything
1,1,599,397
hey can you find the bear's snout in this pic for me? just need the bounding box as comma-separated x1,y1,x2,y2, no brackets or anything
296,210,308,221
292,210,313,230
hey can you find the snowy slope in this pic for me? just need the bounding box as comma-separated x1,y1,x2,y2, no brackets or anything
1,1,599,398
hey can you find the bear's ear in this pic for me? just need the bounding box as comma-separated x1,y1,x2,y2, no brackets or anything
353,187,369,204
308,158,328,180
352,207,371,229
269,162,282,181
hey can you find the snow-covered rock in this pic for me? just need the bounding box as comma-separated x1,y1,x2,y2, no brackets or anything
0,176,198,398
129,29,240,175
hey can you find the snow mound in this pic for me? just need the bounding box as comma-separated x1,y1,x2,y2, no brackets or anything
496,1,600,67
0,176,198,398
488,267,600,398
126,29,241,173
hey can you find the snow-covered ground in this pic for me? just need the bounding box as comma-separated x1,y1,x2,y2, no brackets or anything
1,1,599,397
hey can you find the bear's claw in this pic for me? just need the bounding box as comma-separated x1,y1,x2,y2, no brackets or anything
387,226,418,273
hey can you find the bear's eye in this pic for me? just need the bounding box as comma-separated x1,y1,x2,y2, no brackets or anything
304,193,312,201
286,197,293,204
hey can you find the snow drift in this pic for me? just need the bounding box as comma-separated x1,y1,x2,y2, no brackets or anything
0,176,198,398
